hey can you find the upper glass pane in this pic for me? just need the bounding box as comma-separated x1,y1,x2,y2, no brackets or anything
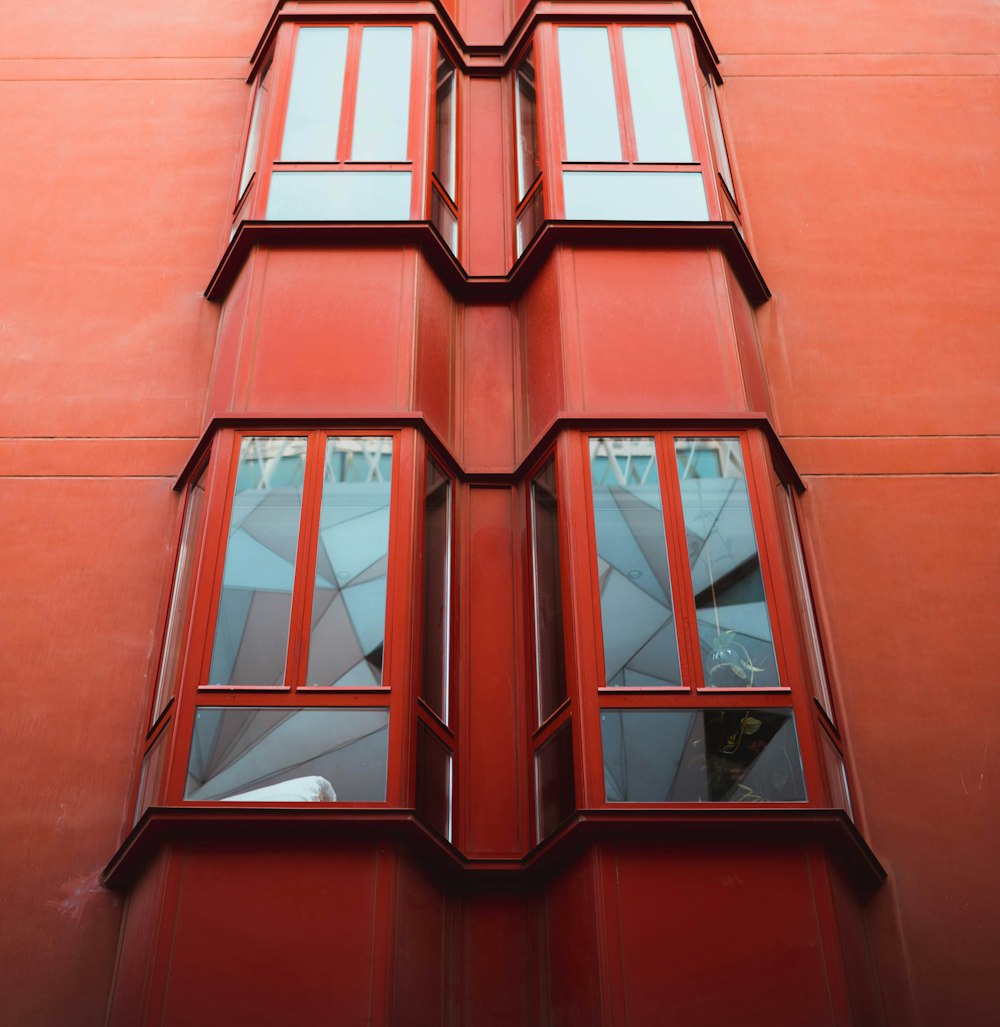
531,458,567,723
675,438,779,688
186,707,389,802
351,27,412,161
622,27,692,163
238,66,271,197
280,27,348,161
562,171,708,220
515,48,541,200
307,437,393,687
420,458,450,721
589,438,681,687
558,28,622,161
702,71,734,196
208,437,307,686
601,708,806,802
434,48,457,199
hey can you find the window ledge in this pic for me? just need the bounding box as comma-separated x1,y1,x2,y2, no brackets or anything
103,805,884,894
205,220,769,306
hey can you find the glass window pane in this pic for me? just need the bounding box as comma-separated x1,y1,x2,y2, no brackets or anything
589,438,681,687
208,437,307,686
675,438,780,688
515,48,541,199
431,189,458,256
416,722,452,839
601,708,806,802
562,171,708,220
307,437,393,687
516,186,544,256
185,707,389,802
622,28,692,163
531,457,567,723
352,27,412,160
153,469,206,720
434,48,457,199
819,729,853,819
266,171,412,220
133,730,167,826
558,27,622,161
536,722,575,838
702,71,734,196
420,459,450,720
280,27,348,161
238,66,271,198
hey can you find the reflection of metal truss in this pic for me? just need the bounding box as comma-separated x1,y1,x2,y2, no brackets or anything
676,437,744,480
590,437,658,485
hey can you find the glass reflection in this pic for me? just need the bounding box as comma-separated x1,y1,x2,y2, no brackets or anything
434,48,456,199
536,722,575,838
420,458,450,720
558,28,622,161
186,707,389,802
352,28,412,161
239,66,271,197
307,437,393,687
531,458,567,722
515,48,540,200
431,190,458,255
621,28,692,163
601,708,806,802
281,27,348,161
266,171,412,220
209,437,307,686
562,171,708,220
589,438,681,687
516,186,544,256
675,438,779,688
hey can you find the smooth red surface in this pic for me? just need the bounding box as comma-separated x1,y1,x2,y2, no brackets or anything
3,1,997,1024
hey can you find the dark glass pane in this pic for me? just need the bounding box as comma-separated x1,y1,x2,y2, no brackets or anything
536,722,575,839
675,438,779,687
133,730,166,826
515,48,540,200
562,171,708,220
186,707,389,802
621,28,692,163
557,27,621,161
153,469,206,719
238,66,271,198
434,48,456,199
280,27,348,161
307,437,393,687
589,438,681,687
516,185,544,256
531,457,566,722
416,722,452,840
420,459,450,720
819,728,853,818
209,437,307,686
431,188,458,255
352,28,412,161
266,171,412,220
601,708,806,803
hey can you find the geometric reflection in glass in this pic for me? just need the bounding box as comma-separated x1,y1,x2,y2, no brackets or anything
589,438,681,687
208,437,307,686
185,707,389,802
675,438,779,687
307,437,393,686
601,708,806,803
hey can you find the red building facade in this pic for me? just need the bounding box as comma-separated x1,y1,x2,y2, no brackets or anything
2,2,998,1024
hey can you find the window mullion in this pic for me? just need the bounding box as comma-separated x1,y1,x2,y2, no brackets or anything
338,25,364,163
656,431,704,690
285,431,328,689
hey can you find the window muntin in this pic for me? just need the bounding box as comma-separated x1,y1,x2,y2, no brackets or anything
600,708,806,803
185,707,390,802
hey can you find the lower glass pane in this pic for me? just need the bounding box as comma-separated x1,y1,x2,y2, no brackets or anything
516,186,544,256
185,707,389,802
535,722,575,838
415,722,452,840
133,730,167,826
266,171,412,221
601,708,805,803
431,189,458,256
562,171,708,221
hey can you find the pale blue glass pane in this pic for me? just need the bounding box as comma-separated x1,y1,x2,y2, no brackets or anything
352,27,412,160
307,437,393,687
589,438,680,687
209,437,307,686
558,27,621,161
675,438,779,687
601,708,806,802
280,28,348,161
622,28,692,163
266,171,411,220
186,707,389,802
239,67,271,197
563,171,708,220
